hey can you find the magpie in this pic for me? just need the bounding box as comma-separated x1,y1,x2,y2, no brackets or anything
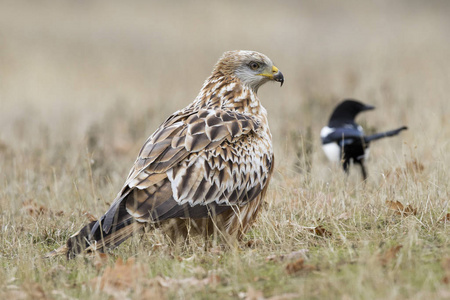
320,99,407,180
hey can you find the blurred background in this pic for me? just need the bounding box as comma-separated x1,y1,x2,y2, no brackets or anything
0,0,449,193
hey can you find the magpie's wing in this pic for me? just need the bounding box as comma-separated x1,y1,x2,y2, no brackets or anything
322,127,364,145
364,126,407,143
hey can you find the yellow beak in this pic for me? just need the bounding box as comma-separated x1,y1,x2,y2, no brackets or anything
258,65,284,86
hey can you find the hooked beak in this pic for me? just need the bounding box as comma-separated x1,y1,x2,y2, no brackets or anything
271,65,284,86
258,65,284,86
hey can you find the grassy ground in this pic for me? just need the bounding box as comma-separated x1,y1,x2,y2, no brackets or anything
1,1,450,299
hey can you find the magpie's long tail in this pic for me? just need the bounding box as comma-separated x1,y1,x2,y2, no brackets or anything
364,126,408,143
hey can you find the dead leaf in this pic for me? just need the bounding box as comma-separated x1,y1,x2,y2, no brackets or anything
386,200,417,216
443,276,450,284
379,245,402,266
307,225,332,237
285,258,316,275
21,199,48,216
22,282,49,300
385,159,424,180
92,253,109,271
440,213,450,223
91,257,146,297
21,199,64,217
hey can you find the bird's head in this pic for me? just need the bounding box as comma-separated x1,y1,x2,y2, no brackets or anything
213,50,284,92
329,99,375,126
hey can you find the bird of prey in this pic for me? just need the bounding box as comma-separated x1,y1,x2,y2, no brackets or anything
61,50,284,258
320,99,407,180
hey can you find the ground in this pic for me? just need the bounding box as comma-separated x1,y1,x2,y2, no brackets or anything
1,1,449,299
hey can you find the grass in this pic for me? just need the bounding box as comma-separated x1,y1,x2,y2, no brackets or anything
1,0,450,299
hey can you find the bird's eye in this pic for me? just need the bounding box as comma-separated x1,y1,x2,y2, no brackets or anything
249,62,260,70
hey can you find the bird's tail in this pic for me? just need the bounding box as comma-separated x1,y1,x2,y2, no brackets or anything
364,126,408,143
65,217,144,259
45,210,144,259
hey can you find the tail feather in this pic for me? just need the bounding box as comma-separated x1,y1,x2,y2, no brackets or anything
91,200,132,237
84,222,145,254
45,220,97,259
66,220,98,258
102,188,133,233
65,213,144,259
364,126,407,143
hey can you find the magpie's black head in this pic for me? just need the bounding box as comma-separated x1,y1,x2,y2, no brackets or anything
328,99,375,127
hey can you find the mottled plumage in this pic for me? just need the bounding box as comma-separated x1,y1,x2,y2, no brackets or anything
54,50,283,258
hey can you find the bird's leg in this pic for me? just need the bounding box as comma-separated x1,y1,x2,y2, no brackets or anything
358,161,367,181
342,159,350,175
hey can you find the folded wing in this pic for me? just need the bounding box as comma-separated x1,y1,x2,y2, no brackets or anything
97,108,272,237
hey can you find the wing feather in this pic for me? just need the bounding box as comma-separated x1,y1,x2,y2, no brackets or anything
102,108,270,232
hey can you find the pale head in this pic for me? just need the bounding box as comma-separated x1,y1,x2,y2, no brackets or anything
212,50,284,92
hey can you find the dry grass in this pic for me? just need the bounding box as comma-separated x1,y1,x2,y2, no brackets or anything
1,0,450,299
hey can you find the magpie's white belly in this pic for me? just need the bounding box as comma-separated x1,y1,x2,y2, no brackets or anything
322,143,341,163
363,147,370,160
320,126,334,138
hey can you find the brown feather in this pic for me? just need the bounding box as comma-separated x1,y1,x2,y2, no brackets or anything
60,50,280,258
